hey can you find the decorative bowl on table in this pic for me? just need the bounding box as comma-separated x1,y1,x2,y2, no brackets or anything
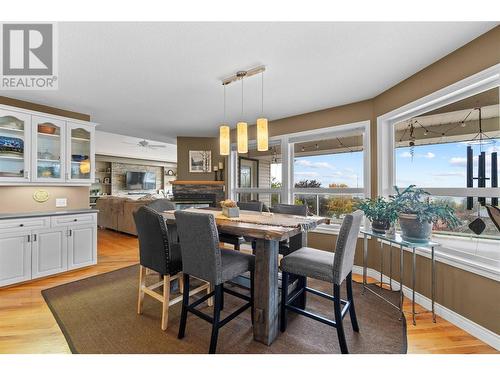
0,136,24,156
38,123,56,134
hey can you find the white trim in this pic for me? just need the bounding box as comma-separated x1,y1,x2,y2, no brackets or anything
422,187,500,198
352,265,500,351
293,187,365,194
0,103,99,127
377,63,500,197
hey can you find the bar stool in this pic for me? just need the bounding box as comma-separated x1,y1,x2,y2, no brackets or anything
280,210,363,354
175,210,255,354
133,206,210,331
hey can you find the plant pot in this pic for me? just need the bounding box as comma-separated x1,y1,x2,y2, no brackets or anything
399,213,432,242
371,219,390,234
222,206,239,218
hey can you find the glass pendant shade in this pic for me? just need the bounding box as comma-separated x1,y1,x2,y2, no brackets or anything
237,122,248,153
219,125,230,156
257,118,269,151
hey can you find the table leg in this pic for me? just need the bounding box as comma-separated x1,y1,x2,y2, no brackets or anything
253,238,279,345
412,246,416,326
363,234,368,294
399,244,404,320
432,246,436,323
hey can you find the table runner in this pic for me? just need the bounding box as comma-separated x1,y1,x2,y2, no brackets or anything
182,208,324,231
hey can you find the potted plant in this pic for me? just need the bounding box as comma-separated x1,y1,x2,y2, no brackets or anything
356,197,398,234
391,185,460,242
220,199,239,218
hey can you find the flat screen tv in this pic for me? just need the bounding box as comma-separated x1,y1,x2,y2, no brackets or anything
125,171,156,190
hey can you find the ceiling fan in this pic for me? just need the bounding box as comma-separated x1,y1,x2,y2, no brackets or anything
123,139,166,149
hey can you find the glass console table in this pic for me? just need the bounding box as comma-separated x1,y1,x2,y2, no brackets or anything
361,229,439,325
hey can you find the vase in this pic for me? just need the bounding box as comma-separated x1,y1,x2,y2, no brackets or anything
222,206,239,218
371,219,390,234
399,213,432,242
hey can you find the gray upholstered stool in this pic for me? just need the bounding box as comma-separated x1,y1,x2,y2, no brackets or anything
133,206,210,331
174,210,255,354
280,210,363,354
146,199,175,212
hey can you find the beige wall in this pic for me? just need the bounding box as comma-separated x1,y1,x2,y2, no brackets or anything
177,26,500,336
177,137,228,182
0,186,90,213
0,97,92,214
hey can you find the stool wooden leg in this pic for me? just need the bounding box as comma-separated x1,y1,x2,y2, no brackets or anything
209,285,223,354
207,283,214,307
178,273,184,294
346,272,359,332
280,272,289,332
178,274,190,339
334,283,348,354
161,275,171,331
137,265,146,314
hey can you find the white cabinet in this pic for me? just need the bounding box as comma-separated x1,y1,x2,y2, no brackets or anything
0,104,97,186
31,228,67,279
0,231,31,287
0,109,32,183
67,225,96,270
0,213,97,287
31,115,66,183
66,122,95,184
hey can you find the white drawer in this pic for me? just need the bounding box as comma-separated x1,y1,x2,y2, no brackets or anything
51,214,96,228
0,217,50,233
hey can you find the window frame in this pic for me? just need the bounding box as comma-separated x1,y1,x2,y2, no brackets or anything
229,120,371,232
377,63,500,281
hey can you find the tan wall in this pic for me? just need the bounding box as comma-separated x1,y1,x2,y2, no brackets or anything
176,137,228,183
0,97,92,213
177,26,500,336
0,186,90,213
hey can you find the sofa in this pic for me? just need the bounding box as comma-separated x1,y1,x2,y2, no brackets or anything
96,196,157,235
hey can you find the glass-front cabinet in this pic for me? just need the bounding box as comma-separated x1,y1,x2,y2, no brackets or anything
0,109,31,182
0,105,96,185
66,122,94,183
31,116,65,182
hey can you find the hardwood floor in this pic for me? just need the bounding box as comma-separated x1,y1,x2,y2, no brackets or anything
0,229,496,354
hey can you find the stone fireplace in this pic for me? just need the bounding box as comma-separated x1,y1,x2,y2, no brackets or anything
172,181,225,207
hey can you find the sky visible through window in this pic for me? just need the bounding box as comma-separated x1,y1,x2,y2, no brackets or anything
395,140,499,188
293,151,364,188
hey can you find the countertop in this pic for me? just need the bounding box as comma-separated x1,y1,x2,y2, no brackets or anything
0,208,99,220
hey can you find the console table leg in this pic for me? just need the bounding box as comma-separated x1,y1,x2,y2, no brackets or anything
399,244,404,320
363,234,368,294
432,246,436,323
412,246,416,326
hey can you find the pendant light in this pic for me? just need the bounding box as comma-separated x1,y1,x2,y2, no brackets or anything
257,70,269,151
219,85,230,156
237,74,248,153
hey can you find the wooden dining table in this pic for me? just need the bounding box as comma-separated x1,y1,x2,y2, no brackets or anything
162,208,329,346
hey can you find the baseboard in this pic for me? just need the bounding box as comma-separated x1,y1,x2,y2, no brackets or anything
352,265,500,351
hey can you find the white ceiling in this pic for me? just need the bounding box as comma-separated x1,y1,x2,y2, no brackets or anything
1,22,497,144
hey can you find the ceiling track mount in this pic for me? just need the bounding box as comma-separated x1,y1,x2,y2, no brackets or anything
222,65,266,86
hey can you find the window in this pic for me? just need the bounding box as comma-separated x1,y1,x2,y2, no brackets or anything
230,121,370,228
378,64,500,278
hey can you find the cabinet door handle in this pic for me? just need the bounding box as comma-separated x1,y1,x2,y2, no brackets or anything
27,235,30,243
33,234,37,242
73,218,78,222
19,223,24,227
69,229,72,236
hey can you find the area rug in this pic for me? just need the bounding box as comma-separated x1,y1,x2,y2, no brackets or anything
42,265,407,354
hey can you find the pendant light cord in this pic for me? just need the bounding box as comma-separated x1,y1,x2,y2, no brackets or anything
223,84,226,122
261,71,264,115
241,78,244,118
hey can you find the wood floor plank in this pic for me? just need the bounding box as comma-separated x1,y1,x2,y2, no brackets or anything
0,229,496,354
